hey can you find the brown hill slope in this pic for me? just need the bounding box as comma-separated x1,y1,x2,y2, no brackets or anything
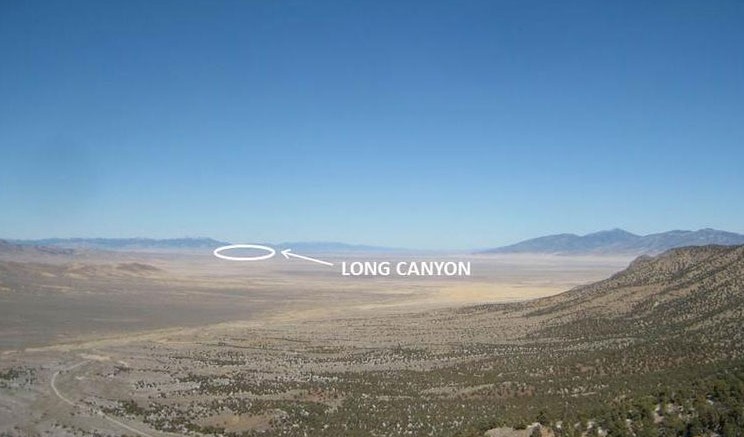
516,244,744,344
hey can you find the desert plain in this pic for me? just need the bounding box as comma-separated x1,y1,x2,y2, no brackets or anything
5,247,741,436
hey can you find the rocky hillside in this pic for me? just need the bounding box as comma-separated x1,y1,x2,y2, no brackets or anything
514,245,744,350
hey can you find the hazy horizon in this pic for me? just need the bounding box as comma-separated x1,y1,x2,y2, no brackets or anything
6,226,744,254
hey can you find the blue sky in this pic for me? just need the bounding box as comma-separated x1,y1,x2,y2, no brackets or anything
1,0,743,249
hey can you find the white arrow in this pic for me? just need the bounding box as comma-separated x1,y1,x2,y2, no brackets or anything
280,249,335,267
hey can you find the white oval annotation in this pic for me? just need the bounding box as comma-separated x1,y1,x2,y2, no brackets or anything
213,244,276,261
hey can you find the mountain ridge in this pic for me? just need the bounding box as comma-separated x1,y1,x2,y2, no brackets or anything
480,228,744,255
6,238,404,253
0,239,74,256
8,237,228,251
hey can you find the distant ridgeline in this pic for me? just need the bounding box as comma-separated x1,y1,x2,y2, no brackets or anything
8,237,228,251
7,228,744,254
6,238,404,253
479,228,744,255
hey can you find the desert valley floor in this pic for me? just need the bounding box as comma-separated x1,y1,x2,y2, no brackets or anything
2,247,743,436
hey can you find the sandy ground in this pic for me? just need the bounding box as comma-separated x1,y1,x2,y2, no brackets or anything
0,251,641,436
0,251,633,350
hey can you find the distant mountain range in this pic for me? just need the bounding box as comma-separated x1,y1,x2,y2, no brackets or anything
6,238,403,253
0,239,74,256
479,228,744,255
9,237,229,251
7,229,744,255
275,242,406,253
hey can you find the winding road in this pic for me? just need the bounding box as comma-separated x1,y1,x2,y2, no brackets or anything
50,360,156,437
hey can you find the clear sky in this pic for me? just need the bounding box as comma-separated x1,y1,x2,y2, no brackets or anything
1,0,743,249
